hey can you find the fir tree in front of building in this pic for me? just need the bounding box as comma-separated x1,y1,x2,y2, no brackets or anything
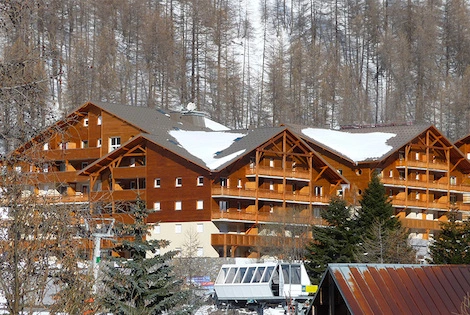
429,210,470,264
305,197,357,284
355,171,400,236
98,197,189,314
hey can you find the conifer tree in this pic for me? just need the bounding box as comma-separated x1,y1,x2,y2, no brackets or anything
98,197,189,314
305,197,357,284
355,171,400,235
429,210,470,264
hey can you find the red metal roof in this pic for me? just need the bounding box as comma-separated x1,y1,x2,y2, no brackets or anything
315,264,470,315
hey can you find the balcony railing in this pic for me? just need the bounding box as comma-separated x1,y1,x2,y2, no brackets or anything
382,177,470,193
245,166,311,181
113,166,146,179
27,171,88,184
211,209,326,225
43,147,101,160
89,190,146,203
390,198,470,211
211,233,310,249
211,186,329,204
398,217,441,231
395,159,448,171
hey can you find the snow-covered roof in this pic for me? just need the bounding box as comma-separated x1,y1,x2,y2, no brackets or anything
203,117,230,131
301,128,396,163
169,130,246,170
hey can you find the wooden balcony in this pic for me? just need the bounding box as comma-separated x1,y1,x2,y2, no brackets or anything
113,166,146,179
43,147,101,160
390,198,470,212
27,171,88,184
211,186,329,204
89,190,146,203
382,177,470,193
212,209,327,225
211,233,310,249
398,217,441,231
245,166,310,181
395,159,448,171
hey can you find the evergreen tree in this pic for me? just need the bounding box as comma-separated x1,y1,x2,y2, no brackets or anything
429,210,470,264
305,197,357,284
355,171,400,236
98,197,189,315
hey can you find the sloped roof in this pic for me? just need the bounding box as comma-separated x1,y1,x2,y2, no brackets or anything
315,263,470,315
286,123,433,164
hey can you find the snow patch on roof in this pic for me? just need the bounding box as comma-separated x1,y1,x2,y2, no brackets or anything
204,117,230,131
169,130,246,170
302,128,396,162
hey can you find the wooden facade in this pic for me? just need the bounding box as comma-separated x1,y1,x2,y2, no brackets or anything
8,101,470,258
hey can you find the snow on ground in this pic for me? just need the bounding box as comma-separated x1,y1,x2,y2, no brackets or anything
169,130,247,170
302,128,396,162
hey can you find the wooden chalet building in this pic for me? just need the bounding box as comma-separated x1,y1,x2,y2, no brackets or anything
8,101,470,260
7,101,348,258
287,123,470,255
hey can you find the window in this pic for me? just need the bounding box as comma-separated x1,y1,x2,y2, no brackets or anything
197,223,204,233
175,224,182,234
250,157,255,169
83,117,89,126
467,153,470,160
154,225,161,234
270,204,274,213
450,195,457,203
389,170,393,177
15,166,21,173
450,176,457,185
130,158,135,167
219,201,228,212
109,137,121,152
43,143,49,151
220,177,227,187
154,178,161,188
269,181,274,191
81,162,88,169
97,115,102,125
314,186,323,196
176,177,182,187
237,202,242,212
337,169,343,175
416,192,420,200
197,200,204,210
314,208,321,218
130,181,136,189
237,179,242,188
175,201,182,211
269,158,274,167
197,247,203,257
197,176,204,186
42,164,49,173
81,140,89,148
415,172,420,180
97,138,102,147
154,202,161,211
415,152,420,161
356,169,363,176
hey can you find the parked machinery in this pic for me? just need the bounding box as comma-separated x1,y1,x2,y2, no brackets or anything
214,261,315,314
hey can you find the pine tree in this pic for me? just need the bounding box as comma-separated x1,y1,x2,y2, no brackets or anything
429,210,470,264
98,197,189,314
305,197,357,284
355,171,400,236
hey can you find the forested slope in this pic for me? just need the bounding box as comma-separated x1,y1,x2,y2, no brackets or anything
1,0,469,153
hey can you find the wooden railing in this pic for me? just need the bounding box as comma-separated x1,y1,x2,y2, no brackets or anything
211,209,326,225
390,198,470,211
113,166,146,179
211,233,310,249
26,171,88,184
382,177,470,193
395,159,448,171
211,186,329,204
245,166,311,180
89,190,146,203
399,217,441,231
43,147,101,160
